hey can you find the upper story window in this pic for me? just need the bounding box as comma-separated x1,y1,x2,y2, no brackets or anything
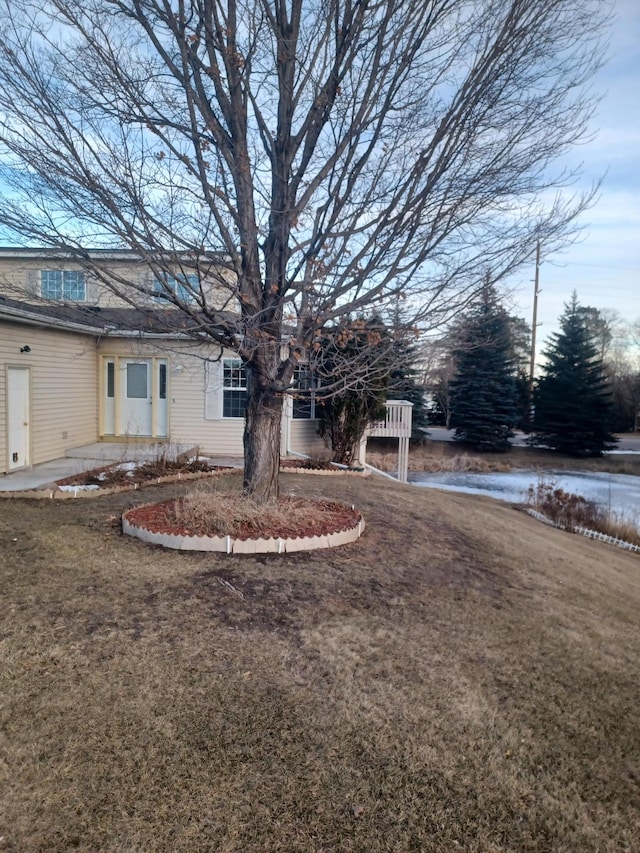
41,269,86,301
223,358,247,418
292,364,317,419
154,273,199,303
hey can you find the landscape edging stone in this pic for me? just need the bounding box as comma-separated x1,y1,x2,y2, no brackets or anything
122,505,365,554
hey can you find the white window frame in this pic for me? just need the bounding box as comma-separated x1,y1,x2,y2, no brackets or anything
291,363,317,419
154,273,199,303
40,269,86,301
222,358,247,419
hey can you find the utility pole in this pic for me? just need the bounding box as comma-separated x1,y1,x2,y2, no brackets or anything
528,240,541,413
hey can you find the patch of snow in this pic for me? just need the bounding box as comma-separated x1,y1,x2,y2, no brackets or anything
58,484,101,492
113,461,139,472
410,469,640,523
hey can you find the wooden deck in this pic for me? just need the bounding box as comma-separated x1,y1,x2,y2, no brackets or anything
362,401,413,482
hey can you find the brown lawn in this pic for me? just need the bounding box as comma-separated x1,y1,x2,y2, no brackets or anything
366,437,640,475
1,471,639,852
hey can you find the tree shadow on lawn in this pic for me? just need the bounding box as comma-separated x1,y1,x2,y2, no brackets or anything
1,476,639,852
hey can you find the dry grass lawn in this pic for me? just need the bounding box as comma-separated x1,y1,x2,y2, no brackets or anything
367,438,640,476
1,472,639,852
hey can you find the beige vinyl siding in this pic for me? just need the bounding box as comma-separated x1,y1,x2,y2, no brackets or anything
0,257,152,307
97,338,245,455
97,338,325,457
172,350,245,455
0,257,234,310
288,418,325,456
0,321,98,474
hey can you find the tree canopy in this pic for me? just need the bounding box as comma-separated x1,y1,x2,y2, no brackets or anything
530,294,617,456
0,0,610,500
449,282,521,451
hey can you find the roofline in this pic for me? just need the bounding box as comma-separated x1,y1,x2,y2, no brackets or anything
0,246,228,263
0,303,193,340
102,329,194,340
0,302,102,335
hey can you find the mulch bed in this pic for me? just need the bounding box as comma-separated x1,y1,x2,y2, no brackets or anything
125,497,362,541
279,459,364,472
56,460,231,489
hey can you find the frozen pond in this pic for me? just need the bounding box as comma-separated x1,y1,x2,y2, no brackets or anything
410,469,640,521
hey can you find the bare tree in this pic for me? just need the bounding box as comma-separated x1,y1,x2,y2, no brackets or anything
0,0,609,501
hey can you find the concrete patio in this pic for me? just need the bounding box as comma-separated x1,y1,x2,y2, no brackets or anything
0,442,243,492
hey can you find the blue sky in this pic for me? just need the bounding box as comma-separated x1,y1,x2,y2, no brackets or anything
508,0,639,349
0,0,634,352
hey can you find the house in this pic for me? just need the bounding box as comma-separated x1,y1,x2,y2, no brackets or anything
0,247,326,474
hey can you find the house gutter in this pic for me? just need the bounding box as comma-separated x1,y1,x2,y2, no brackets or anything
102,329,194,340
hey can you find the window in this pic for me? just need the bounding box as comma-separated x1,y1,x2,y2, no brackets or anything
41,269,86,301
223,359,247,418
159,363,167,400
106,362,115,398
154,273,199,303
126,362,148,399
292,364,317,419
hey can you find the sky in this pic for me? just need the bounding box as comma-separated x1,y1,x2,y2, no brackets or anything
0,0,635,357
507,0,640,353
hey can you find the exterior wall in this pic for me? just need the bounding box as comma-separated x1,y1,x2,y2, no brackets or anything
97,337,327,458
0,256,146,307
288,418,325,456
0,315,327,473
0,255,233,311
97,337,246,455
0,320,98,474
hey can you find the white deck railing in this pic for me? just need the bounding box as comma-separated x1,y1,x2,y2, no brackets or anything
361,400,413,483
367,400,413,439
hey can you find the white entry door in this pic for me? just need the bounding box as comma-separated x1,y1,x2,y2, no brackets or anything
7,366,30,470
121,360,153,436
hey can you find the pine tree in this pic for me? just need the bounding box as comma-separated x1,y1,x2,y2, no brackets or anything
387,340,430,442
530,294,618,456
449,283,520,451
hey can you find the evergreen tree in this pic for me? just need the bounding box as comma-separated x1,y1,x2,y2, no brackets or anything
315,318,392,465
530,293,618,456
449,283,520,451
387,337,430,442
505,314,533,430
427,373,451,426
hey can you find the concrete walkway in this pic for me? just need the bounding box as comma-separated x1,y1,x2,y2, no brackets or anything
0,442,243,492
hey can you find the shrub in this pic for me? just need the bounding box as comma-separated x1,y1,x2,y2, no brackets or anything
526,477,640,546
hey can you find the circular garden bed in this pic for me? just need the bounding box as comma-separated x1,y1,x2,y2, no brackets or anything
123,496,365,554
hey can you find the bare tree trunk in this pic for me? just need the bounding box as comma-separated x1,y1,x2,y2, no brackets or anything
243,368,282,503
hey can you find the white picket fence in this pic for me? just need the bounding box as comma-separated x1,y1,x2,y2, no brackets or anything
525,508,640,553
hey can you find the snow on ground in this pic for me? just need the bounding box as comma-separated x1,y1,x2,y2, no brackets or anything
410,470,640,522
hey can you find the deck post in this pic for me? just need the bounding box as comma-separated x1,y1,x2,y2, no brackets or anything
364,400,413,482
358,434,368,467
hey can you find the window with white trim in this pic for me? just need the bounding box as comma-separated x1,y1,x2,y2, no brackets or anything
41,269,86,301
292,364,317,419
106,361,115,398
154,273,199,303
223,359,247,418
